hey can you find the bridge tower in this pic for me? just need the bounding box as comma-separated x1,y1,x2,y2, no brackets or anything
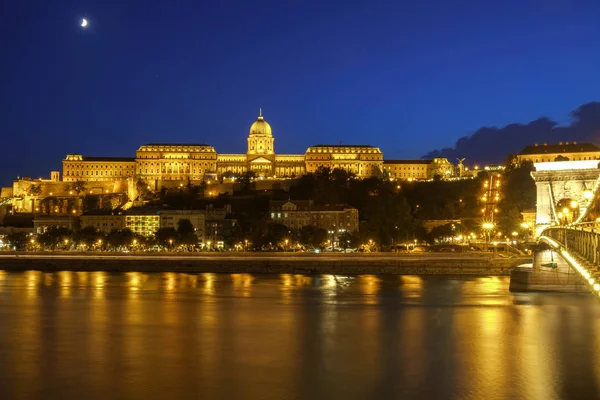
531,160,600,236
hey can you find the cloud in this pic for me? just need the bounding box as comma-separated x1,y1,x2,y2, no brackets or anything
422,102,600,165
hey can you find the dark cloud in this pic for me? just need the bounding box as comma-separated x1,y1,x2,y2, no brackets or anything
422,102,600,165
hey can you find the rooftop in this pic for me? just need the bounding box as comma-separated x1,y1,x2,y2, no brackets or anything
139,143,213,148
384,159,431,165
270,200,356,212
309,144,376,148
519,142,600,155
80,156,135,162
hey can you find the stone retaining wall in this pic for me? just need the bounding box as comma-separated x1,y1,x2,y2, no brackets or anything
0,255,529,275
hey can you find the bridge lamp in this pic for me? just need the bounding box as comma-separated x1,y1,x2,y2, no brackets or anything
594,283,600,292
558,212,563,219
511,231,518,237
482,222,494,230
562,208,569,215
589,278,595,285
570,200,578,209
584,190,594,200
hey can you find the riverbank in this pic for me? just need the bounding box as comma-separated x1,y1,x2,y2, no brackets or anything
0,251,531,275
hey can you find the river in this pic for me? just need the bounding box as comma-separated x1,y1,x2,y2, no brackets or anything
0,270,599,399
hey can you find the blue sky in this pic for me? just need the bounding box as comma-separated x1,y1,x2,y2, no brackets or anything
1,0,599,184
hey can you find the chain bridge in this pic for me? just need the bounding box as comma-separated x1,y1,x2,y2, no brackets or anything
525,160,600,298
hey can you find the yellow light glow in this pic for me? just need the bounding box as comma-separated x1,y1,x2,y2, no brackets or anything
570,200,577,208
584,190,594,200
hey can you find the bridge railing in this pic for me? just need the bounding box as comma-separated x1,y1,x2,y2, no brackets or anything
544,226,600,266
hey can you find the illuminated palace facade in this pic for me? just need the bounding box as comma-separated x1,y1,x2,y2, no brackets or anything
62,111,384,185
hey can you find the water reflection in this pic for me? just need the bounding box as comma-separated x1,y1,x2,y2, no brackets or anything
0,272,598,399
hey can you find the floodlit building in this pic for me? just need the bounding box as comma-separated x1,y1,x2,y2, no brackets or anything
159,210,205,240
383,158,455,180
124,208,161,237
60,111,384,187
305,145,383,177
269,200,359,232
517,142,600,165
79,210,124,233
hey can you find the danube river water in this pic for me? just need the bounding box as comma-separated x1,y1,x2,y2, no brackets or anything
0,271,599,400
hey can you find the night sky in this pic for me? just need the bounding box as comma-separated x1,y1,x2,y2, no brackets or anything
2,0,599,185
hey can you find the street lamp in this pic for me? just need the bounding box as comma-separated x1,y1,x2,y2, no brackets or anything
169,238,173,250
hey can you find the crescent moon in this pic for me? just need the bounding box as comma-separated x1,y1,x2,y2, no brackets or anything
81,19,88,27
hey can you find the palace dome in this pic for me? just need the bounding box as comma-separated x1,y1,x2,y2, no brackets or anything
249,109,272,137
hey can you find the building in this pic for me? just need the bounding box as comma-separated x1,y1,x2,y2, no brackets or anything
305,145,383,177
159,210,205,241
269,200,359,232
33,216,79,234
124,208,161,237
517,142,600,165
383,160,430,180
383,157,455,180
79,210,125,233
63,155,136,182
61,111,384,188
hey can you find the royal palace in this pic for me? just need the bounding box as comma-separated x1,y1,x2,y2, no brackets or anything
1,111,457,217
62,110,385,187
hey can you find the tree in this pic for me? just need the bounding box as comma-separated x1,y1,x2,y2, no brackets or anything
28,184,42,196
177,219,198,246
37,227,74,250
428,223,460,243
106,228,134,249
155,227,179,247
339,230,359,250
75,226,104,248
6,232,29,250
363,195,418,248
177,219,195,236
298,226,328,248
67,180,87,195
264,223,290,248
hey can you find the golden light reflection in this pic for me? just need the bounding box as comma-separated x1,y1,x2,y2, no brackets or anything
58,271,72,297
126,272,148,294
231,273,253,297
164,272,177,292
93,271,106,289
25,270,41,296
358,275,380,305
0,270,5,293
399,275,423,299
519,307,554,399
294,274,312,286
280,274,293,303
202,273,215,295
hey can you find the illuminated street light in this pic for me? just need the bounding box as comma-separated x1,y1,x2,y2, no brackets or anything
482,222,494,230
570,200,578,208
584,190,594,200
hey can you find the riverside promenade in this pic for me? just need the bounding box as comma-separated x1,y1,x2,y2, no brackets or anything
0,251,530,275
